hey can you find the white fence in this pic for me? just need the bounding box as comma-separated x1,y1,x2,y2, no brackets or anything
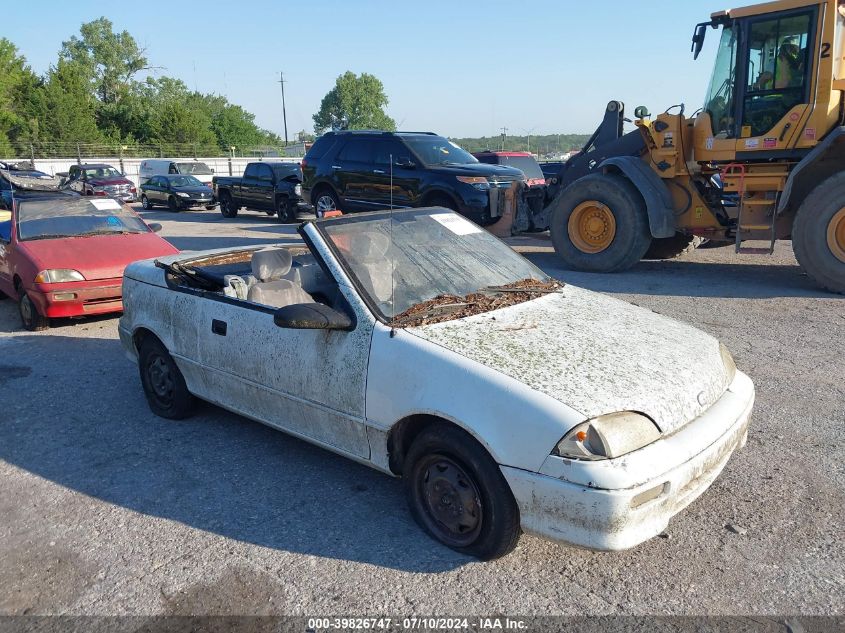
10,156,302,188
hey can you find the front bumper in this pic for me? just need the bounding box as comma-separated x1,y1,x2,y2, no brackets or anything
180,197,215,208
501,370,755,551
29,279,123,318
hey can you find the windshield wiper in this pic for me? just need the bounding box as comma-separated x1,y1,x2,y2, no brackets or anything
390,301,474,326
77,229,137,237
24,234,72,241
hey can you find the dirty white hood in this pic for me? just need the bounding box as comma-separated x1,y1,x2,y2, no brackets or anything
409,286,731,433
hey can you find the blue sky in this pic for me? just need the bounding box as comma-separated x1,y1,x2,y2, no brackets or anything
4,1,726,138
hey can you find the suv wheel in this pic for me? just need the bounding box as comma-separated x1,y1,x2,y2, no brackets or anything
313,188,340,217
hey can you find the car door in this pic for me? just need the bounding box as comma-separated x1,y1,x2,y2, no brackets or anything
189,251,374,458
240,163,265,208
251,163,275,210
369,139,421,208
0,212,13,296
333,139,376,211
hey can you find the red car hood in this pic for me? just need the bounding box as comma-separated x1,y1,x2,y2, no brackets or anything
21,232,178,281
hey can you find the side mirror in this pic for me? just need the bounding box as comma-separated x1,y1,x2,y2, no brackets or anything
274,303,353,331
395,157,415,169
691,23,708,60
148,222,163,233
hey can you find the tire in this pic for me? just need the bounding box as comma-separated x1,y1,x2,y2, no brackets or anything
275,196,296,223
549,173,652,272
403,423,521,560
167,196,180,212
792,172,845,294
18,290,49,331
141,194,153,210
643,233,704,260
219,192,239,218
312,188,340,217
138,337,196,420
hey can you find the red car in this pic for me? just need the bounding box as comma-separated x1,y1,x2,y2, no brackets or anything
0,194,178,330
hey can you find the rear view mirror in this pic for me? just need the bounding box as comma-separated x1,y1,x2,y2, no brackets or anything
274,303,354,331
148,223,163,233
691,23,708,60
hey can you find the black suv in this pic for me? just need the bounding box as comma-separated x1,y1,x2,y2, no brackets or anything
301,131,524,226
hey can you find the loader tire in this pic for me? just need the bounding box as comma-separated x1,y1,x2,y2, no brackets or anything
792,172,845,294
644,233,704,260
550,173,651,272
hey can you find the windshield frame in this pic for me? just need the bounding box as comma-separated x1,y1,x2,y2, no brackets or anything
311,208,551,325
399,135,479,167
175,162,213,176
16,197,151,242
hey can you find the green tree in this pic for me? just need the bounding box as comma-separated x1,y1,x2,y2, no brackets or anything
39,60,103,147
0,39,42,155
313,71,395,134
60,17,149,105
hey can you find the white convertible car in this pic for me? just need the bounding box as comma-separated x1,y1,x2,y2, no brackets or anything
119,208,754,560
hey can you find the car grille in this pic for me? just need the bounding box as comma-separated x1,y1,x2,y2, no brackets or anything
104,184,132,194
488,178,517,189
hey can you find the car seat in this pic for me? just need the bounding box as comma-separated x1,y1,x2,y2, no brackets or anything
247,248,314,307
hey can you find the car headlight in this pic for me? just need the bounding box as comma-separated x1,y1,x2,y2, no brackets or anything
553,412,661,461
456,176,490,191
720,342,737,384
176,192,189,198
294,184,302,196
34,269,85,283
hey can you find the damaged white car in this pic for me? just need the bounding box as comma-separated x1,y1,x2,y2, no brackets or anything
119,208,754,560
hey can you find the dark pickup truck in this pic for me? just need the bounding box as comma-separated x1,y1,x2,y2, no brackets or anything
212,161,310,222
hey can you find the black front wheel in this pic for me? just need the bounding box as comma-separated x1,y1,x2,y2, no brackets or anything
141,195,153,210
138,337,196,420
403,424,521,560
19,291,49,331
167,196,181,212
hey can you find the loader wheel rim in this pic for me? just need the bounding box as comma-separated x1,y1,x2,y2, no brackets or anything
828,207,845,264
568,201,617,254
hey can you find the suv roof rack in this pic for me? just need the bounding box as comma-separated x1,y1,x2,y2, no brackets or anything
323,130,437,136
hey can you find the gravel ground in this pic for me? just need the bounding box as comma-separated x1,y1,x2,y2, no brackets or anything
1,206,843,617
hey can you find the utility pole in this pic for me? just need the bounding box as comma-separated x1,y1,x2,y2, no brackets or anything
500,127,508,151
279,71,289,147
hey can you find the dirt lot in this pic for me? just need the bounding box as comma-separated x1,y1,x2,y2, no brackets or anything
1,206,843,616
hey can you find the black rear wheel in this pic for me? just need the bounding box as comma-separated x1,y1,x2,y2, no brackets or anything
793,172,845,294
313,188,339,218
138,337,196,419
404,424,521,560
141,194,153,210
549,173,651,272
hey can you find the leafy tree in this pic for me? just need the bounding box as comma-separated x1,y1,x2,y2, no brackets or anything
0,39,42,154
40,60,103,146
60,17,150,104
313,71,395,134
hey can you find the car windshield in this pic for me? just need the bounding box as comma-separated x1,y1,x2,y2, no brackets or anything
401,136,479,166
176,162,213,175
169,175,204,187
84,167,121,179
496,156,544,180
17,198,149,241
319,209,557,325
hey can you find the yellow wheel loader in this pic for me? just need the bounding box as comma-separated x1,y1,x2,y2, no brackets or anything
540,0,845,294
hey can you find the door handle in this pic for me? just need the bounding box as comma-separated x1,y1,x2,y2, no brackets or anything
331,165,342,170
211,319,227,336
779,122,792,142
373,169,386,174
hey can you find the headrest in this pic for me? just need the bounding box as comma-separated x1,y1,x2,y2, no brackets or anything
251,248,293,282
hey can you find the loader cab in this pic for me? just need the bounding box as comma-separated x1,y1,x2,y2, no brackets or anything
693,1,841,162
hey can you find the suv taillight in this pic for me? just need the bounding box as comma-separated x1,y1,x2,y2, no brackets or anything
300,159,307,169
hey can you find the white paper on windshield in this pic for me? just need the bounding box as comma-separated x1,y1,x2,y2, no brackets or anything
431,213,482,235
90,199,122,211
